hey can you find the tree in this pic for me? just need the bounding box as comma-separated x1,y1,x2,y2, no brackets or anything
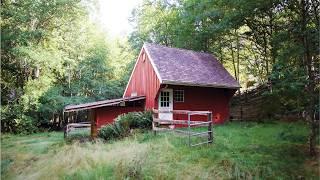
1,0,130,133
129,0,319,156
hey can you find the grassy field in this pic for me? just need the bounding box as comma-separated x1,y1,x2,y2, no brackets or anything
1,121,319,179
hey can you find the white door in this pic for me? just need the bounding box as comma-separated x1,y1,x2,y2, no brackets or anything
158,89,173,120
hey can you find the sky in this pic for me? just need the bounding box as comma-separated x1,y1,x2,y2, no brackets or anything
94,0,142,37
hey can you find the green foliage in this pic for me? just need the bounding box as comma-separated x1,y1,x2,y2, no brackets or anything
13,115,38,134
117,110,153,130
1,0,135,133
130,0,319,115
1,0,89,133
129,0,319,155
98,111,152,140
2,0,318,155
1,105,38,134
2,122,318,179
65,130,91,144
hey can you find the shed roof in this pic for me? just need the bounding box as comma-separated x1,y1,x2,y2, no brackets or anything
144,43,241,89
64,96,145,112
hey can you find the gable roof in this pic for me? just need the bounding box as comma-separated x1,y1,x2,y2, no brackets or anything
144,43,241,89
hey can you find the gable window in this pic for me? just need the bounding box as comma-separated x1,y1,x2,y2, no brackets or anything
174,90,184,102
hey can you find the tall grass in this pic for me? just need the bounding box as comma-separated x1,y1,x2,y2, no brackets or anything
1,121,318,179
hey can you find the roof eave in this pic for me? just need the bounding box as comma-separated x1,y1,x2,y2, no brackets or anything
162,80,241,89
64,96,146,112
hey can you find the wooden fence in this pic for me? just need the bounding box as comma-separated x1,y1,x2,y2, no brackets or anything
230,85,304,121
64,122,91,138
229,85,268,121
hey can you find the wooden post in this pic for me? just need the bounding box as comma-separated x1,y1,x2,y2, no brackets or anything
64,124,68,138
90,109,97,138
63,111,66,138
188,112,191,146
152,109,157,135
208,112,213,143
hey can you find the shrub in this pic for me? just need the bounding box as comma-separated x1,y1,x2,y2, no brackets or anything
98,124,117,140
1,105,39,134
98,111,152,140
14,115,38,134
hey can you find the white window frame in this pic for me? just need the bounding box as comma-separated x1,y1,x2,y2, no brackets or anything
174,90,184,102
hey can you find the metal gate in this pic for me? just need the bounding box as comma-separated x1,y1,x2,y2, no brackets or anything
152,109,213,147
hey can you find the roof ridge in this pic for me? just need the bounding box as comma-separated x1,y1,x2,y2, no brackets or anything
144,42,214,57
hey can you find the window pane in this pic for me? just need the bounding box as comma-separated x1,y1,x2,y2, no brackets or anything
174,90,184,102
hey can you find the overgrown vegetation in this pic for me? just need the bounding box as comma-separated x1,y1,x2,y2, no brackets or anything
130,0,319,155
1,0,136,133
1,0,318,156
2,122,318,179
98,111,152,140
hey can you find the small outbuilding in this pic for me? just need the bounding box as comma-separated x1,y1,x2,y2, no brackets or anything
64,43,240,137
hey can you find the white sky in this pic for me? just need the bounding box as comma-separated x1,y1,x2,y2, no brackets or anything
95,0,142,37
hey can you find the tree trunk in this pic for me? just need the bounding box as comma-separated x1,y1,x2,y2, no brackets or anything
219,39,224,64
301,0,318,156
263,32,269,76
236,30,240,84
230,40,238,81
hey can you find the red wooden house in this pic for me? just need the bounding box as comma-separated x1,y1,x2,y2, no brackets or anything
64,43,240,136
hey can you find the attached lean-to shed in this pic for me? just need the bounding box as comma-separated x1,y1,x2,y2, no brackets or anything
64,96,145,137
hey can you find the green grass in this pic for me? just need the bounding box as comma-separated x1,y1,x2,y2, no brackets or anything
1,121,319,179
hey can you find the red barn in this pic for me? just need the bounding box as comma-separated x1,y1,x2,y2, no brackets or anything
64,43,240,137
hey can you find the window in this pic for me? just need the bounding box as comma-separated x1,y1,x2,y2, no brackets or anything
174,90,184,102
160,91,170,107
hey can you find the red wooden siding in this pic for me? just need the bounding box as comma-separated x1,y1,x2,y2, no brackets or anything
123,48,161,109
95,106,144,128
162,85,236,124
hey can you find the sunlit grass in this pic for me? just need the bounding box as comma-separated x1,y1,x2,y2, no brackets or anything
1,121,319,179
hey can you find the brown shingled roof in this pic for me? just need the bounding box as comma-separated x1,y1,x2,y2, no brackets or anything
144,43,241,89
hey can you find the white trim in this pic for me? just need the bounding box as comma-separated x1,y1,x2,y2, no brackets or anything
123,44,163,98
143,44,163,83
162,80,241,89
158,88,173,120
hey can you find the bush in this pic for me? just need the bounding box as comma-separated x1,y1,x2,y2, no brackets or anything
14,115,38,134
98,111,152,140
1,104,38,134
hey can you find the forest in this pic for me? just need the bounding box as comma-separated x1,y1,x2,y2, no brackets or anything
1,0,319,152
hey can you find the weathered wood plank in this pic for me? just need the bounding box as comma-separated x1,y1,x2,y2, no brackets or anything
153,109,211,115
